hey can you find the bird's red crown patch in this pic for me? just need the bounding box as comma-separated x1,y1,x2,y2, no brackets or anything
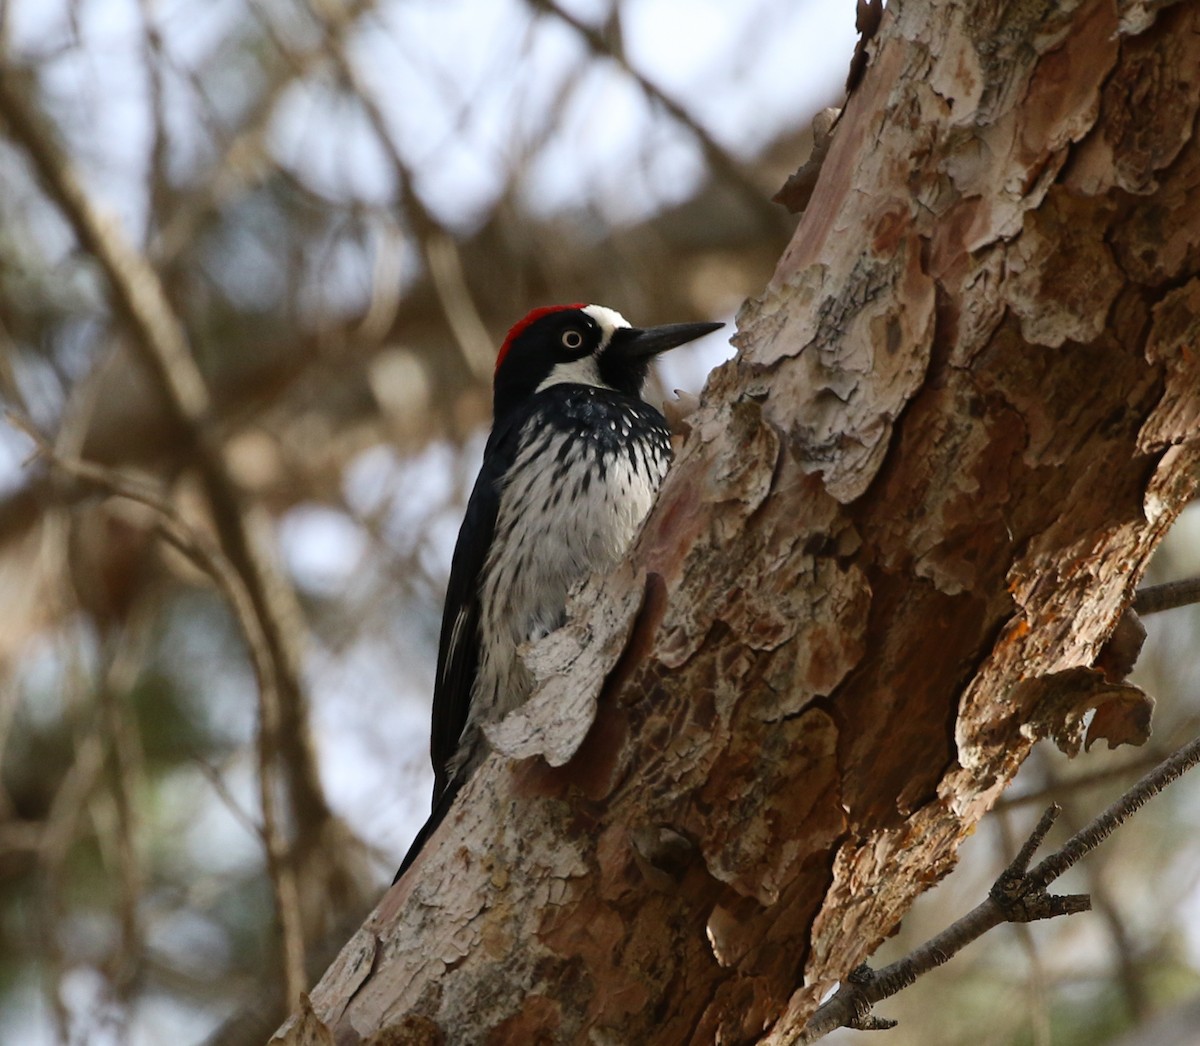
496,304,587,373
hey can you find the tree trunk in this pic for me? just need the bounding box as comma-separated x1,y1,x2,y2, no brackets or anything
275,0,1200,1041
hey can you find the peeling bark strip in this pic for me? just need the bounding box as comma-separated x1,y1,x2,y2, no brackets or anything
276,1,1200,1042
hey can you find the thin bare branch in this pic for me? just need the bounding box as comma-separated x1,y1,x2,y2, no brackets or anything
795,722,1200,1042
136,0,171,241
193,755,269,844
1134,577,1200,615
95,626,150,1014
1026,733,1200,892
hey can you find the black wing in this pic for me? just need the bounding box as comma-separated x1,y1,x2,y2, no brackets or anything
396,413,528,881
428,411,526,803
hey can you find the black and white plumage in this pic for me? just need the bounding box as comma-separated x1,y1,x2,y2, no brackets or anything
396,303,722,879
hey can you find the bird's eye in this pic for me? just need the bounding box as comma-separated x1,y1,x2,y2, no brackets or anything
561,329,584,350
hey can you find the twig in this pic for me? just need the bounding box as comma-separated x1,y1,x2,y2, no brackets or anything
1134,577,1200,615
1025,730,1200,891
193,754,267,843
796,726,1200,1042
794,806,1078,1043
95,625,150,1013
136,0,171,240
992,807,1051,1046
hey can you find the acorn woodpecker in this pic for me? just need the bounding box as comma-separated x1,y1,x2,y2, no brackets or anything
395,303,722,879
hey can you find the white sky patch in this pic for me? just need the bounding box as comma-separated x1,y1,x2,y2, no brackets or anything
653,318,736,394
309,635,435,858
278,504,368,596
519,0,858,220
0,422,35,499
627,0,857,149
521,62,698,222
129,991,227,1046
1156,501,1200,575
12,627,101,730
269,83,397,207
169,760,263,875
345,0,538,224
345,439,475,566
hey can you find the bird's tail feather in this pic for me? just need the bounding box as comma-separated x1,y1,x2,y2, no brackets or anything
393,780,462,883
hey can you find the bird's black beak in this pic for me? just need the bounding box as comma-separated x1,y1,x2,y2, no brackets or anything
608,320,724,360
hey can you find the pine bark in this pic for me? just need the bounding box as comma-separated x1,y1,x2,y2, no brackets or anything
274,0,1200,1042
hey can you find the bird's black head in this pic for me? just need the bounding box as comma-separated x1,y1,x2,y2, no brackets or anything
491,304,723,422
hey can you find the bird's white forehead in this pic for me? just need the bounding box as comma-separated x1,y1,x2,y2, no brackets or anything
582,304,631,337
